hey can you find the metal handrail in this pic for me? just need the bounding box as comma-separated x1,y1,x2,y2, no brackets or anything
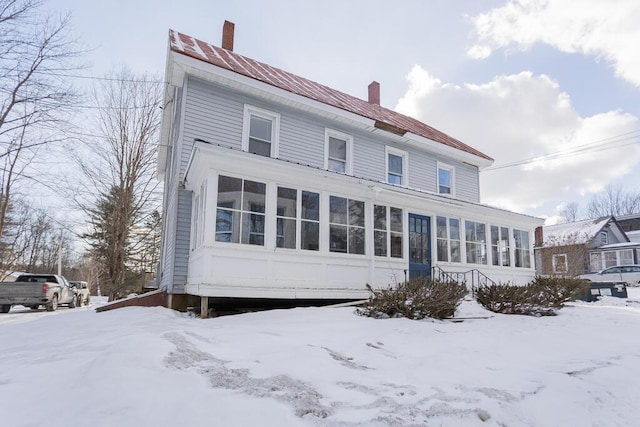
431,266,497,293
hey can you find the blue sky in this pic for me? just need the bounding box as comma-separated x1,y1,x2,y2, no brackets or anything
48,0,640,222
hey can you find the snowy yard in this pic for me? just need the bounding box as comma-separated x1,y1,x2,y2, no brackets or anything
1,290,639,426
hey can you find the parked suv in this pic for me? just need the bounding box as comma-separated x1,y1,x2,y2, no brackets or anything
579,265,640,286
69,281,90,306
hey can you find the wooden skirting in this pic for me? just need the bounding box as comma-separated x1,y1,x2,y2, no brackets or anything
95,290,168,313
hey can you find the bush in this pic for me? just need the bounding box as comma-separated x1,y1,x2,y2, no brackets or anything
475,277,590,316
356,278,468,320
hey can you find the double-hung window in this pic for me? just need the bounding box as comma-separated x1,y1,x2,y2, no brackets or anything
215,175,266,245
513,229,531,268
552,254,568,273
325,129,352,174
276,187,320,251
374,205,403,258
385,147,407,186
437,163,454,195
329,196,365,254
436,216,461,262
465,220,487,264
242,105,280,158
490,225,510,266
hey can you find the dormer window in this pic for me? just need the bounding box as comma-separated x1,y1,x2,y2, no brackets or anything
600,232,608,245
242,105,280,158
437,162,454,195
325,129,352,174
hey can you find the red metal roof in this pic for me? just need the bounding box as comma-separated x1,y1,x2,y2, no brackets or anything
169,30,493,162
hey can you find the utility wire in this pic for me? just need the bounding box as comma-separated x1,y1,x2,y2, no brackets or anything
483,130,640,172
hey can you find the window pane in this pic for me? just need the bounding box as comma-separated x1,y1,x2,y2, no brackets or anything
241,212,264,245
450,240,461,262
330,196,348,224
449,218,460,240
374,205,387,230
349,200,365,227
491,225,499,245
328,159,346,173
249,115,272,141
248,138,271,157
301,221,319,251
329,137,347,160
349,227,365,254
437,239,448,262
302,191,319,221
217,175,242,208
276,218,296,249
387,174,402,185
243,180,266,212
388,153,403,174
390,232,403,258
374,230,387,256
277,187,297,218
437,216,447,238
329,225,347,253
390,208,403,232
215,209,239,243
438,167,451,187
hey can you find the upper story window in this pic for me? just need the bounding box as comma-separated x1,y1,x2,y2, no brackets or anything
385,147,407,186
600,231,608,245
437,162,454,195
325,129,352,174
242,105,280,158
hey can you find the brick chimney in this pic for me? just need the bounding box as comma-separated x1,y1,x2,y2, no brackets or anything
222,20,235,51
534,226,544,247
368,81,380,105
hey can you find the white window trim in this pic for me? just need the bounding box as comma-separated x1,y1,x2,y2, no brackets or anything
385,146,408,186
242,104,280,158
552,253,568,273
437,162,455,196
324,128,353,175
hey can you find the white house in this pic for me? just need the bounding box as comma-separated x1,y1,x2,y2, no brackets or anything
156,22,543,311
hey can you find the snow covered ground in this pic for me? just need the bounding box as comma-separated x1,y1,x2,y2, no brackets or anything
1,290,639,426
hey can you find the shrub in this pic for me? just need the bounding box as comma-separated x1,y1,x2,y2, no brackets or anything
357,278,468,320
475,277,590,316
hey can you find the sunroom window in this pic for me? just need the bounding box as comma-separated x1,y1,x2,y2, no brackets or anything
329,196,364,254
215,175,266,245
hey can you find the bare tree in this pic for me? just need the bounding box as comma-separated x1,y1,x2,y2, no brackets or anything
587,185,640,218
76,69,162,300
0,0,82,271
559,202,580,223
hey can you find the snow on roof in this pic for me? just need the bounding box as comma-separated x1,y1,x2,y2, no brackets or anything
541,217,611,247
599,242,640,249
168,30,493,163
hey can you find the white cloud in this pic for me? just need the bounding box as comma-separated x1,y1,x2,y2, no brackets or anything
395,65,640,214
467,0,640,87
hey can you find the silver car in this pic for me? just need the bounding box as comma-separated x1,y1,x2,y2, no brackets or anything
580,265,640,286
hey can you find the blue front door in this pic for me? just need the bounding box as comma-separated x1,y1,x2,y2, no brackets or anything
408,214,431,280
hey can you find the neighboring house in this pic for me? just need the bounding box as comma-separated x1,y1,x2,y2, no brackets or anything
617,213,640,243
535,216,640,276
156,22,543,310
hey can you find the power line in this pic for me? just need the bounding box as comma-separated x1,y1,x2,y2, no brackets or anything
483,129,640,172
